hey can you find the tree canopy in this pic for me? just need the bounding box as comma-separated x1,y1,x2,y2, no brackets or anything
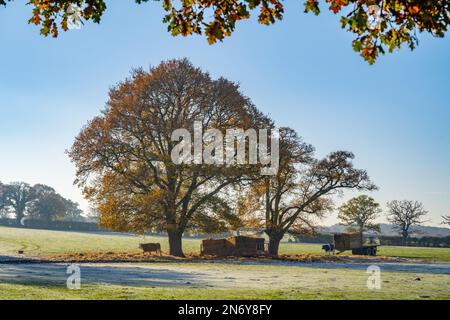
338,195,381,240
1,0,448,63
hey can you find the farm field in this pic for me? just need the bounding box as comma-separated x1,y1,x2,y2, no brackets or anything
1,261,450,300
1,226,450,262
1,226,450,300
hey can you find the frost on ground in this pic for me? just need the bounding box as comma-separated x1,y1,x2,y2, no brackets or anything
0,261,449,291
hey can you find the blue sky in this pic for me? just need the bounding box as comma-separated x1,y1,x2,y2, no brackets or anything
0,1,449,226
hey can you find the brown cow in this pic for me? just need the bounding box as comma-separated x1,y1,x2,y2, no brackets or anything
139,243,162,256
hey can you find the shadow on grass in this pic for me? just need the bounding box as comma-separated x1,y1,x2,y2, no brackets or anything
200,259,450,275
0,255,34,263
0,263,208,288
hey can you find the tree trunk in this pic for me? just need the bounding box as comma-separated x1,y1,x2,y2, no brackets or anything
402,232,408,246
268,233,283,256
168,230,184,257
15,209,24,225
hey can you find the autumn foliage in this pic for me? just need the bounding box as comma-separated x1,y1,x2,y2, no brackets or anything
68,59,271,256
1,0,449,63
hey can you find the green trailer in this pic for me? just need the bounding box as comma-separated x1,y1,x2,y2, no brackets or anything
333,233,380,256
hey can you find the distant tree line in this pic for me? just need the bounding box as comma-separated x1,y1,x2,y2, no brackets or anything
0,217,102,232
293,233,450,248
0,181,87,224
380,235,450,248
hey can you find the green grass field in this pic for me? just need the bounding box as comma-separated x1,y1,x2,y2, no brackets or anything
1,226,450,262
2,278,449,300
0,261,449,300
1,226,449,300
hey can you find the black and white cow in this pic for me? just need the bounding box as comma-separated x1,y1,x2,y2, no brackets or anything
322,243,335,255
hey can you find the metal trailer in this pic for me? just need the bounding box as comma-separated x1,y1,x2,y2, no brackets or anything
333,233,380,256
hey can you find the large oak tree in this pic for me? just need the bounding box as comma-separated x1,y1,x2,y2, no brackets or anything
1,1,448,63
69,58,271,257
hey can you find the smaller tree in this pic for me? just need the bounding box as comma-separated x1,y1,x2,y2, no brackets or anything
30,192,66,222
3,182,38,223
338,195,381,243
239,127,377,256
63,199,85,222
387,200,428,245
442,215,450,227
